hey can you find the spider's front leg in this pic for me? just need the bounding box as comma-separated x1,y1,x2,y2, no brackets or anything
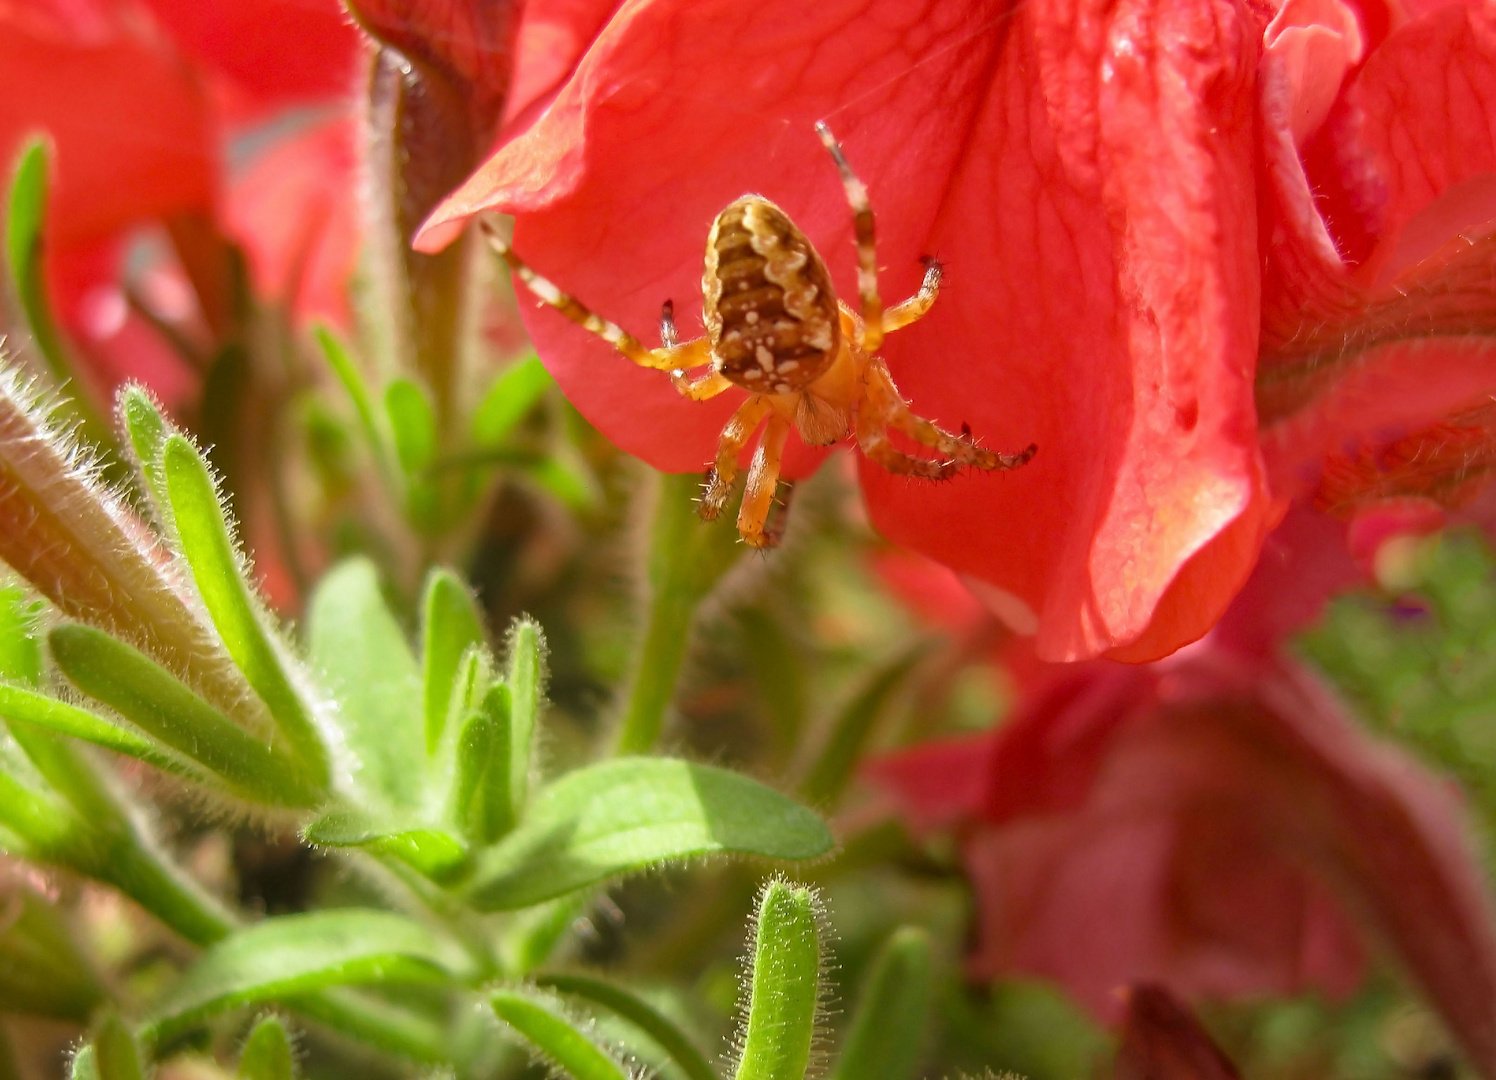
484,219,684,371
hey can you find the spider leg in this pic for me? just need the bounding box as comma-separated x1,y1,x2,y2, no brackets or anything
660,299,679,348
856,388,959,481
882,257,942,334
865,359,1037,471
483,219,683,371
672,369,734,401
738,412,792,549
701,395,773,521
815,123,884,352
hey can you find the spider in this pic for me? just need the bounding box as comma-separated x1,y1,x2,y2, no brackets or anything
483,122,1037,547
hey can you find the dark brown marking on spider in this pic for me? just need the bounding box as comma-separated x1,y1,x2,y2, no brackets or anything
702,198,840,394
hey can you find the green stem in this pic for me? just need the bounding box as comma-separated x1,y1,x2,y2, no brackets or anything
615,472,741,755
281,988,450,1064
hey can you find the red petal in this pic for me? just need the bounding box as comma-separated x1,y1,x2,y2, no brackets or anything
224,115,362,327
420,0,1271,660
139,0,363,111
0,5,214,249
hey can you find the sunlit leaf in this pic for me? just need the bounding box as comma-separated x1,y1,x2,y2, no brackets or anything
303,810,467,882
161,435,328,784
467,758,832,910
308,558,425,809
421,568,486,752
490,987,631,1080
144,910,475,1041
733,881,823,1080
539,973,717,1080
238,1015,296,1080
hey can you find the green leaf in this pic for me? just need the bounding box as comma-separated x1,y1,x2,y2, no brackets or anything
798,647,925,807
69,1047,98,1080
733,881,823,1080
238,1015,295,1080
490,987,631,1080
144,910,474,1042
449,685,514,844
385,379,437,474
538,974,717,1080
504,618,543,819
92,1016,144,1080
0,586,42,687
0,682,214,785
421,569,486,752
467,758,832,910
48,624,318,806
471,355,551,447
0,883,105,1020
118,386,170,514
308,558,425,809
162,435,329,786
4,141,112,451
314,326,388,473
827,928,930,1080
303,810,467,882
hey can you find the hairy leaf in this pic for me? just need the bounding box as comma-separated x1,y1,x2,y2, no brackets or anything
539,973,717,1080
144,910,474,1040
490,987,631,1080
238,1015,295,1080
467,758,832,910
308,558,425,809
303,810,467,882
828,927,930,1080
421,568,486,751
162,435,329,784
734,881,823,1080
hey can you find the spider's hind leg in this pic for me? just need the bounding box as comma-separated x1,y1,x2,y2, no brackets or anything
737,413,792,549
859,360,1036,476
701,395,773,521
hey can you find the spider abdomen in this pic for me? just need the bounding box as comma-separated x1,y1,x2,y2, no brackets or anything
702,196,841,394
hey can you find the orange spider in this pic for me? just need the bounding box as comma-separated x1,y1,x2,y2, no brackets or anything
483,123,1036,547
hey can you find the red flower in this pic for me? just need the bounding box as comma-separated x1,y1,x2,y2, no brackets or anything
864,513,1496,1072
418,0,1496,661
0,0,363,403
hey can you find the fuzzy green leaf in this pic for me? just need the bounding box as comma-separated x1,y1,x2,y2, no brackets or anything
307,558,425,809
118,386,170,513
733,881,823,1080
238,1015,295,1080
48,624,318,806
471,356,551,446
303,810,467,882
0,587,41,687
490,987,631,1080
144,910,474,1041
828,927,931,1080
450,685,514,844
466,758,832,910
421,569,486,752
504,618,542,818
0,682,212,784
539,974,718,1080
162,434,329,785
69,1047,98,1080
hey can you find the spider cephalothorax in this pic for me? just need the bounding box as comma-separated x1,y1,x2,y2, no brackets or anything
484,123,1036,547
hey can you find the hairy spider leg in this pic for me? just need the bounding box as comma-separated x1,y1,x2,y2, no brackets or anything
882,258,943,333
484,220,686,372
866,361,1036,470
702,395,774,520
660,299,678,348
816,123,884,351
739,412,792,548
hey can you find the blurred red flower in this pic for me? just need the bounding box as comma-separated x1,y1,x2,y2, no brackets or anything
0,0,362,404
864,518,1496,1073
416,0,1496,662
